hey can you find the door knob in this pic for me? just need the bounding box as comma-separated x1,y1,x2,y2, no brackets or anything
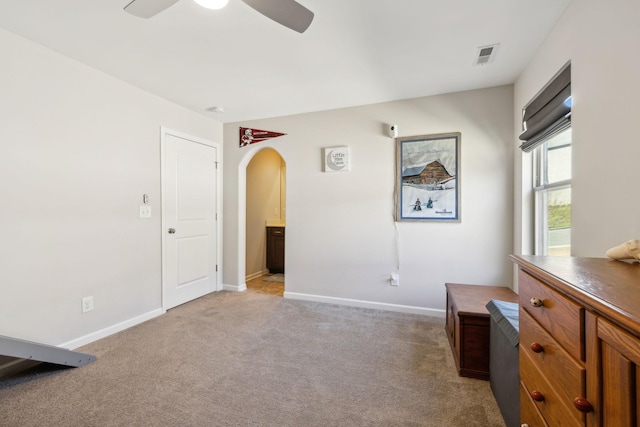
168,228,176,234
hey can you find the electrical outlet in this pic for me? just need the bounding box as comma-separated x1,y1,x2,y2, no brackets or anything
82,296,94,313
390,273,400,287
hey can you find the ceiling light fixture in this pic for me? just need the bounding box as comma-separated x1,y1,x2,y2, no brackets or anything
193,0,228,10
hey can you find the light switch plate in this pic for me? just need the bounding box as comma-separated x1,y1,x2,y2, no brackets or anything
140,205,152,219
82,296,94,313
390,273,400,286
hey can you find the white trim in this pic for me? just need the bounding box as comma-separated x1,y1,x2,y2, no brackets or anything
237,156,247,293
238,144,287,293
245,269,269,282
532,130,572,256
283,291,445,318
223,283,247,292
59,308,165,350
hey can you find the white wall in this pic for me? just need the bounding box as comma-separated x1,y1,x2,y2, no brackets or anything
246,148,285,277
0,29,221,347
223,86,514,315
514,0,640,258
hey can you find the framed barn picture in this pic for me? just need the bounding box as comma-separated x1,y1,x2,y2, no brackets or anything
395,132,461,222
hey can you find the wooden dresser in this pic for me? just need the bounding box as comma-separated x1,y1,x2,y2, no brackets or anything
511,255,640,427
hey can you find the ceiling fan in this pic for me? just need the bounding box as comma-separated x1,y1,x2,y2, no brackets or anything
124,0,314,33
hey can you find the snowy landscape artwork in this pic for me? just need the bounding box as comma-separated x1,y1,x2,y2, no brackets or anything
395,132,461,222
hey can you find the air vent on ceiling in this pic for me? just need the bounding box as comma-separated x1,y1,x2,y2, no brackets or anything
474,44,499,65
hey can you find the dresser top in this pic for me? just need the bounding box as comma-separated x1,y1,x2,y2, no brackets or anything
511,255,640,337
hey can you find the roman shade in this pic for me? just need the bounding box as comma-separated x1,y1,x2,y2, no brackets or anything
519,63,571,152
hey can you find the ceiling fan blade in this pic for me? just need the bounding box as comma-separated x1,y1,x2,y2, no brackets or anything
241,0,314,33
124,0,181,18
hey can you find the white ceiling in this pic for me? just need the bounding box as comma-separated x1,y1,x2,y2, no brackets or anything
0,0,571,123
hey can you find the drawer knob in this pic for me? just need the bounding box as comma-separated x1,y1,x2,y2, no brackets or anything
573,397,594,413
531,390,545,402
530,297,544,307
530,342,544,353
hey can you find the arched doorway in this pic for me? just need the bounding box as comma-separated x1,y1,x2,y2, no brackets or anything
244,147,286,296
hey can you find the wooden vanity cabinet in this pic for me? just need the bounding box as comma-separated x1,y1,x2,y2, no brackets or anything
266,226,285,273
511,255,640,427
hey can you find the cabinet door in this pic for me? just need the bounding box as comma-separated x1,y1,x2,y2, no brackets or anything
266,227,285,273
271,235,285,272
597,318,640,427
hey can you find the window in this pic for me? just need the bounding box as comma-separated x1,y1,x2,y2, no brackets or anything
533,127,571,255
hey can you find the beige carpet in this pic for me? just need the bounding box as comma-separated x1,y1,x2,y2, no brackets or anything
0,290,505,426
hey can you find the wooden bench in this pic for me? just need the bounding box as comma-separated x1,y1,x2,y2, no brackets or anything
445,283,518,380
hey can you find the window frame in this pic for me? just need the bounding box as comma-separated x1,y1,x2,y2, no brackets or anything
532,129,572,256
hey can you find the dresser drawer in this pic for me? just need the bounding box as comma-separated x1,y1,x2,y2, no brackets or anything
268,227,285,237
520,381,549,427
520,349,583,427
519,309,585,408
519,270,584,361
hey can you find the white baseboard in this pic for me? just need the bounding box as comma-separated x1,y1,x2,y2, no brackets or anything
57,291,441,351
223,283,247,292
245,269,268,282
283,291,446,318
59,308,165,350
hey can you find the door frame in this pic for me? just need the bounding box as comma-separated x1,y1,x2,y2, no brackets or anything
237,145,287,292
160,127,223,311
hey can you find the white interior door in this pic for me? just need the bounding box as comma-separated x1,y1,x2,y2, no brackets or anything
162,131,219,309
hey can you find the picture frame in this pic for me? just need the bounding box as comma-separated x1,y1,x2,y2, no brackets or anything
395,132,461,222
322,146,350,172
